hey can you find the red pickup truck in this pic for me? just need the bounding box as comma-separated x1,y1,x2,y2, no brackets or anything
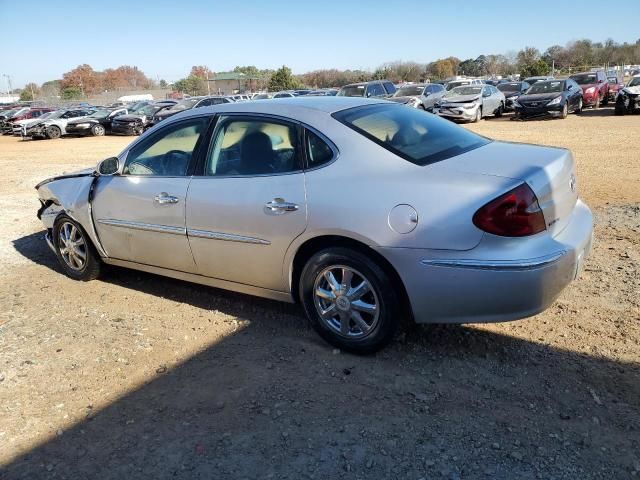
569,70,609,108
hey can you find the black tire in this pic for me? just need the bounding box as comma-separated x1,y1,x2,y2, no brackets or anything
46,125,61,139
91,124,106,136
602,90,609,106
560,103,568,119
52,214,101,281
614,99,625,116
494,102,504,117
575,97,583,114
299,247,400,354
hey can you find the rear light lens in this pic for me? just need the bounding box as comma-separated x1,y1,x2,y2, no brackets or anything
473,183,546,237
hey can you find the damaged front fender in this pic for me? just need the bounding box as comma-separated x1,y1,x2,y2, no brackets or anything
35,172,107,258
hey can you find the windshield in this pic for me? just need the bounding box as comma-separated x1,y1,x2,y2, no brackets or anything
0,109,17,117
88,109,111,119
497,83,521,93
628,77,640,87
37,111,56,120
333,104,489,166
46,110,67,119
444,86,482,97
527,81,563,94
338,85,366,97
133,105,157,116
607,77,619,84
395,86,425,97
571,74,597,85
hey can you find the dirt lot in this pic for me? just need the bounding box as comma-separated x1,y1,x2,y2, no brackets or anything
0,109,638,479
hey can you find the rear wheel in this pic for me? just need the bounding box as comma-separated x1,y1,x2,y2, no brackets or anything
299,248,400,354
52,215,101,281
46,125,61,139
91,124,106,136
494,103,504,117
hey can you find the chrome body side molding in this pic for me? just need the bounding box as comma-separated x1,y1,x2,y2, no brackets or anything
97,219,186,236
187,228,271,245
420,251,567,271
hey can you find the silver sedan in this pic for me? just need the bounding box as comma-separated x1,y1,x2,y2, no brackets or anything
36,97,593,353
434,84,506,122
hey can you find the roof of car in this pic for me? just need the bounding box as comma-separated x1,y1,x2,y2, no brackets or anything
175,97,390,119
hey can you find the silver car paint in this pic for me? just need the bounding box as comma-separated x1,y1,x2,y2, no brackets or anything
37,97,593,324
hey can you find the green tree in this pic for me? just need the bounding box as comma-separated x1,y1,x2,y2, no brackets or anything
61,86,83,100
268,66,301,91
19,83,40,101
173,75,207,95
520,59,550,78
159,79,167,88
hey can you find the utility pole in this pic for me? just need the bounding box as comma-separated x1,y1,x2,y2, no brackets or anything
2,74,13,94
206,71,211,96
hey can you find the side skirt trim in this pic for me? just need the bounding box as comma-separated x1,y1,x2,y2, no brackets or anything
102,257,294,303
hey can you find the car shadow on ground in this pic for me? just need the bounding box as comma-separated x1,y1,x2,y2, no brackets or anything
7,231,640,479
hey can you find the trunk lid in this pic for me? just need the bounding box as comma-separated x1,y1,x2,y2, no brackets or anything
440,141,578,237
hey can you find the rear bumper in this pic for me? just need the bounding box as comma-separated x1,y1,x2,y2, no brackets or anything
377,200,593,324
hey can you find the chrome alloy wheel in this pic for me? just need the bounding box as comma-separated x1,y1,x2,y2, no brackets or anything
313,265,379,339
57,221,87,271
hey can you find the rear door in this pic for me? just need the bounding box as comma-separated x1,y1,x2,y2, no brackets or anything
92,116,210,272
186,114,307,291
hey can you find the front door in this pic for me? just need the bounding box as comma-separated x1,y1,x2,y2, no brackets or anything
92,116,210,272
186,115,307,291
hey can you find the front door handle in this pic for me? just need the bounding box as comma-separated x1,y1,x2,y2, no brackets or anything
154,192,179,204
265,198,299,214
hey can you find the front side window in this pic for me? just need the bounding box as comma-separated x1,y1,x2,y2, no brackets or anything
206,117,301,176
124,118,208,176
383,82,396,94
333,104,489,166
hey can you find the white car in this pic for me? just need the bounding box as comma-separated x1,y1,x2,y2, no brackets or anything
12,111,57,136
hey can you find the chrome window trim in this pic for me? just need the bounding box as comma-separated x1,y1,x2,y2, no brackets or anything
98,219,186,236
420,251,567,271
187,228,270,245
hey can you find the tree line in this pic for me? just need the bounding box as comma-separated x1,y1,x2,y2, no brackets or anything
14,37,640,100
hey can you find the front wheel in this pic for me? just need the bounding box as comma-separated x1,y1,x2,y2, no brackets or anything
299,248,400,354
52,215,101,281
574,98,583,114
494,103,503,117
472,106,482,123
46,125,61,139
602,91,609,105
91,124,106,136
560,103,568,119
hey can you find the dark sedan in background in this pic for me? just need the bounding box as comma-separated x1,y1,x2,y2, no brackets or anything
497,81,531,111
111,103,174,135
513,79,583,120
65,108,128,136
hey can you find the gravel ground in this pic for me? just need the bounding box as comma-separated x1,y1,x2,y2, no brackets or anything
0,109,639,479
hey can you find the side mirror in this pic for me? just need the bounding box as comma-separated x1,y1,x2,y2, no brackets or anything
97,157,119,176
483,91,491,97
366,92,372,98
568,84,573,90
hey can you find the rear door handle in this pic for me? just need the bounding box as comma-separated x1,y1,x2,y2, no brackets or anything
265,198,299,214
154,192,179,204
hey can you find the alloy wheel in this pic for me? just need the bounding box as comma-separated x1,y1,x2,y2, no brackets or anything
57,221,87,271
313,265,379,339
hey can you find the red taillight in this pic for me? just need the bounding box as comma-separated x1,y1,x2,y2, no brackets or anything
473,183,546,237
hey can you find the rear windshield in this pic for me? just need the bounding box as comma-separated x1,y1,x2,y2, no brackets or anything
571,74,597,85
337,85,366,97
333,104,489,166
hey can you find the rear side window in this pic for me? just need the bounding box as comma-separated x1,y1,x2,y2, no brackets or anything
333,104,489,166
366,83,385,97
306,130,334,169
383,82,396,94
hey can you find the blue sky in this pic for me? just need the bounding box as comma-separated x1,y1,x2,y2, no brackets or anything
2,0,639,88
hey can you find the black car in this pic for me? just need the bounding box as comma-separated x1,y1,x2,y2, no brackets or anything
614,76,640,115
497,81,531,111
150,96,232,126
513,79,583,120
111,103,174,135
65,108,128,136
336,80,397,98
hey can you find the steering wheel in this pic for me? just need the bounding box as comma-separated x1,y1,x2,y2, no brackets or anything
161,150,189,176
